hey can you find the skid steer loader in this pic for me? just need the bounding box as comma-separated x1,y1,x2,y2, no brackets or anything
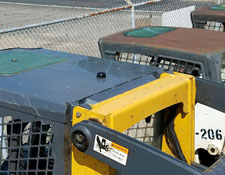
0,48,224,175
191,4,225,32
98,26,225,85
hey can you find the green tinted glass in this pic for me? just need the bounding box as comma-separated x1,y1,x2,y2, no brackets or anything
0,50,67,75
124,27,176,38
210,4,225,10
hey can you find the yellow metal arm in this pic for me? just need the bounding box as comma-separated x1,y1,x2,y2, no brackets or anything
72,72,196,175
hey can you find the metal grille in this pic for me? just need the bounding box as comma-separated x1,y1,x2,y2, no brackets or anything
220,53,225,85
204,21,224,32
115,53,203,77
0,116,54,175
124,113,163,149
124,119,153,143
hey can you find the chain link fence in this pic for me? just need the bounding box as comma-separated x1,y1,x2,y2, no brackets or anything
0,0,216,57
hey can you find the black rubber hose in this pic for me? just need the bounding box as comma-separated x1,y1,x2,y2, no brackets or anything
165,106,187,163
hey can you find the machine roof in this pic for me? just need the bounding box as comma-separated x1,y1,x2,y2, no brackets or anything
100,26,225,54
192,4,225,18
0,48,162,120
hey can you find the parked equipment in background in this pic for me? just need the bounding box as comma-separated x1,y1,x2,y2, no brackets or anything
191,4,225,32
98,26,225,85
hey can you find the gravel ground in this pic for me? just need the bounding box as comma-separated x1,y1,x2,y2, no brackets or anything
0,3,101,30
0,2,151,56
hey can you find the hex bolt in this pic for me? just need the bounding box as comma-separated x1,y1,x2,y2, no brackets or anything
97,72,106,79
207,144,219,156
71,131,88,152
76,112,82,118
75,133,86,144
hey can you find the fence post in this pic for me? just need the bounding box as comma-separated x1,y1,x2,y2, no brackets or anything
124,0,135,28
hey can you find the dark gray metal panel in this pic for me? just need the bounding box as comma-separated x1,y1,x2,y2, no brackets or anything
196,78,225,113
191,10,225,27
0,88,67,123
0,48,166,175
70,120,203,175
73,72,164,106
0,48,165,122
204,155,225,175
99,40,223,83
0,107,65,175
0,48,162,104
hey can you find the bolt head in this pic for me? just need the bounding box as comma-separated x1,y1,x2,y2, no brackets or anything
71,131,88,152
75,133,86,144
97,72,106,79
76,112,82,118
207,144,219,155
11,59,17,62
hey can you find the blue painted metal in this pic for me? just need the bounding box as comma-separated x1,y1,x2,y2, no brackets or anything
0,48,163,122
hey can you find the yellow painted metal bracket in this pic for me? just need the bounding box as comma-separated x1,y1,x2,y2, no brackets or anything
71,72,196,175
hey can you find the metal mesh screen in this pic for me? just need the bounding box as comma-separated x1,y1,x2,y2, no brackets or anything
0,116,55,175
123,113,163,150
204,21,225,31
115,53,203,77
124,118,154,143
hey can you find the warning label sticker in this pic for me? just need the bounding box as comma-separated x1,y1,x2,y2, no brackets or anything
93,134,129,166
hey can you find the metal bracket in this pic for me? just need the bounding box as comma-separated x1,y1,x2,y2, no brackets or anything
71,120,203,175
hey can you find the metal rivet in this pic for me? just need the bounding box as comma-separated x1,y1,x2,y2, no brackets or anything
76,112,82,118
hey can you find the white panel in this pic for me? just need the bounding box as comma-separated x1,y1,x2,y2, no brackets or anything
195,103,225,161
161,6,195,28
